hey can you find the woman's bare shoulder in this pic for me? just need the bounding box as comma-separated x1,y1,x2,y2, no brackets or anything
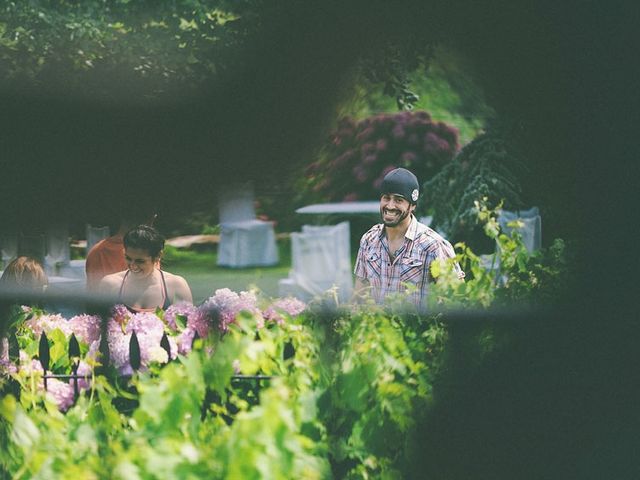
161,270,187,284
98,271,127,290
162,271,193,302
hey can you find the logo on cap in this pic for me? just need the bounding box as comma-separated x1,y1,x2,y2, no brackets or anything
411,189,419,202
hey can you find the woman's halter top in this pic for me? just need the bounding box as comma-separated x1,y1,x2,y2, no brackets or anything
119,269,171,313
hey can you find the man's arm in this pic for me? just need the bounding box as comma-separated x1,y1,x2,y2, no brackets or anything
352,276,370,303
85,249,101,292
352,237,370,302
428,240,465,282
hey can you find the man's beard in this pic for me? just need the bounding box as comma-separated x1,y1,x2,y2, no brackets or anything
381,206,411,227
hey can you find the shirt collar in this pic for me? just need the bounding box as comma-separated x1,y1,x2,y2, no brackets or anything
405,215,419,241
377,215,418,241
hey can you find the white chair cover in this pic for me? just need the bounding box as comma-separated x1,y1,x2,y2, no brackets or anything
217,219,279,267
58,259,87,280
498,207,542,253
218,182,257,224
418,215,433,227
216,182,279,268
86,224,110,253
280,221,352,302
44,225,71,273
46,275,86,293
481,207,542,283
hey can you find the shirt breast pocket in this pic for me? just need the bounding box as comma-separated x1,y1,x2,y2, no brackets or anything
365,251,382,278
399,257,424,284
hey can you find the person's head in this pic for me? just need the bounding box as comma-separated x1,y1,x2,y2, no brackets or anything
379,168,419,227
0,256,48,291
123,225,165,278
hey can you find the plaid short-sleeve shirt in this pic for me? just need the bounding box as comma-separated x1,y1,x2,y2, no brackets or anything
354,216,464,307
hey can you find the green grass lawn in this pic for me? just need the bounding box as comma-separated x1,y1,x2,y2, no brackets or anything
162,241,292,304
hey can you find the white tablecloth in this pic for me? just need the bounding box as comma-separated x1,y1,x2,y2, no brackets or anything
295,201,380,215
217,220,279,268
279,221,352,302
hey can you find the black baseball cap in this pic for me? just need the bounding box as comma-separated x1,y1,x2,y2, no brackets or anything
380,168,419,204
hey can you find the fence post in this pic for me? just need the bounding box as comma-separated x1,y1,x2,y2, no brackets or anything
129,331,141,371
160,332,171,359
38,332,50,391
69,333,80,398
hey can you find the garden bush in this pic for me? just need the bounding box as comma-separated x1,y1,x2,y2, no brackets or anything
420,124,528,251
302,111,459,204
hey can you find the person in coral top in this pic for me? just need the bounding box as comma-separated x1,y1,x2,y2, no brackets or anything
85,211,156,292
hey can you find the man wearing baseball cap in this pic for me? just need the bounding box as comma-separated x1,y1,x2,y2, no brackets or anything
353,167,464,308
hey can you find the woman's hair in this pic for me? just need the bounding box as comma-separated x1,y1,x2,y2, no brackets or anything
0,256,48,291
123,224,165,259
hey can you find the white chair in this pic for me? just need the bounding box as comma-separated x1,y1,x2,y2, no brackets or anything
216,182,279,268
279,221,353,302
218,183,258,224
86,224,110,253
44,225,71,275
57,259,87,280
480,207,542,280
498,207,542,253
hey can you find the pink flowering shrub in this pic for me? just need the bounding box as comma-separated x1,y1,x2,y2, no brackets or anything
42,378,76,412
199,288,262,332
0,338,16,375
164,301,197,331
164,301,210,355
110,304,130,326
22,312,102,351
107,310,176,375
68,314,102,345
23,313,71,337
304,111,459,203
2,290,308,411
262,297,307,327
0,346,93,412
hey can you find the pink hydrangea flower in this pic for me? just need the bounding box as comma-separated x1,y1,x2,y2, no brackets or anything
164,301,197,331
0,338,16,375
127,312,164,340
75,360,93,391
107,311,172,374
6,349,91,412
187,309,210,339
24,313,71,337
68,314,102,345
106,318,130,372
176,328,197,356
200,288,261,332
86,339,101,361
262,297,307,326
16,351,41,373
238,291,261,316
42,378,75,412
110,304,130,326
